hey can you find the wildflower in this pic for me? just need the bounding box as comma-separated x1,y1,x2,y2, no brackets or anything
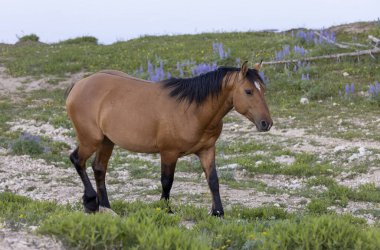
301,74,310,81
147,61,153,75
345,84,350,95
235,58,241,67
218,43,224,59
369,84,375,97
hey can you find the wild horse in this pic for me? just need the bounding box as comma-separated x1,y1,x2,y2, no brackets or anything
65,61,272,216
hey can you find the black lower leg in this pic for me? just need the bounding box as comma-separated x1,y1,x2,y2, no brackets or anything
92,162,110,208
70,148,98,212
161,163,175,213
208,165,224,217
161,172,174,200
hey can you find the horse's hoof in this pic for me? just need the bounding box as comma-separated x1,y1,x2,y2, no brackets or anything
210,209,224,218
83,195,98,213
99,206,118,216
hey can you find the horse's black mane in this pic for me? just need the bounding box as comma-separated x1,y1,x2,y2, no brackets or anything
161,67,263,104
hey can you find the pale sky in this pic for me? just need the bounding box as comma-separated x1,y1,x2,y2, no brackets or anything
0,0,379,44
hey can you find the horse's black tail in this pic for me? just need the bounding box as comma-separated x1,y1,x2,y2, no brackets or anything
64,82,76,100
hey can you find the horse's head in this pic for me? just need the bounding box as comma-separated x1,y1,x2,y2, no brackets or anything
231,61,273,132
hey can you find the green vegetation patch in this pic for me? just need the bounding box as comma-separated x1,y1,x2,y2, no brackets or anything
2,192,380,250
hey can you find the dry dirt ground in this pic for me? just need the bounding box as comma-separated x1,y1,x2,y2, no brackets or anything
1,67,380,248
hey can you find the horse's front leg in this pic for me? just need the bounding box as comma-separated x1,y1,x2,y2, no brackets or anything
160,152,178,212
197,146,224,217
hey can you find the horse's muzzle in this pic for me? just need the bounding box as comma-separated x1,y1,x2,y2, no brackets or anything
257,119,273,132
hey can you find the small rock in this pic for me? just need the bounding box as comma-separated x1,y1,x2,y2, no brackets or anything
219,164,239,170
300,97,309,105
99,206,118,216
255,161,264,166
343,72,350,77
274,155,296,165
348,147,368,162
334,145,346,152
358,147,366,155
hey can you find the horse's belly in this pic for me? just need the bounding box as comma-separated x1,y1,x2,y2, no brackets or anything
109,134,159,153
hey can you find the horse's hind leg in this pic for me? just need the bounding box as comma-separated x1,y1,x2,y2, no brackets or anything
70,143,100,213
92,137,114,211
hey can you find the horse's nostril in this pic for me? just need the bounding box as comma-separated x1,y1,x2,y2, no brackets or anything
260,120,268,129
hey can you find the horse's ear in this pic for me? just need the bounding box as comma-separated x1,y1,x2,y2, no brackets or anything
240,61,249,77
254,60,263,71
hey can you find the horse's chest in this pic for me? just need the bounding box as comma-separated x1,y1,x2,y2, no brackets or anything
181,124,223,154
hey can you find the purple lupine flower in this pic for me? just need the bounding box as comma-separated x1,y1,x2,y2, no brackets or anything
167,72,171,79
147,61,153,74
259,71,265,80
375,80,380,94
218,43,224,59
350,83,355,94
139,65,144,75
369,85,375,97
192,63,216,76
345,84,350,95
301,73,310,81
212,42,218,53
294,46,307,57
259,71,269,84
212,62,217,71
330,31,336,43
179,68,184,77
236,58,241,67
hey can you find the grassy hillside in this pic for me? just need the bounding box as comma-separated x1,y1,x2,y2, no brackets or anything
1,21,380,249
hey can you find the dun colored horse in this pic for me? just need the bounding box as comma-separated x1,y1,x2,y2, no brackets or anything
65,61,272,216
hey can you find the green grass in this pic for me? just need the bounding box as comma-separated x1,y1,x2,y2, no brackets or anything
1,22,380,248
2,192,380,249
305,177,380,206
225,151,337,177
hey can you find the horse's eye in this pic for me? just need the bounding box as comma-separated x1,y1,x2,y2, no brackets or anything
245,89,253,95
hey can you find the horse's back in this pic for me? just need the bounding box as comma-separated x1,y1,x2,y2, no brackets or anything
66,70,165,153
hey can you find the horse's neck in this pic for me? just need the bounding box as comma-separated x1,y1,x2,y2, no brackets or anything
196,88,233,130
